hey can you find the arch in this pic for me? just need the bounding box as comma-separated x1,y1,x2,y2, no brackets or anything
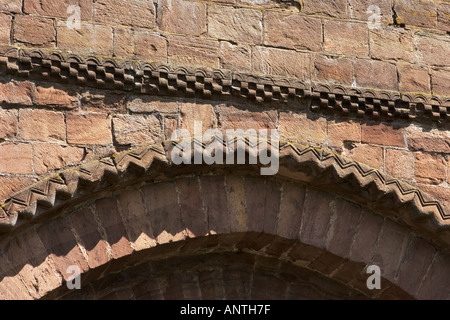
0,140,448,300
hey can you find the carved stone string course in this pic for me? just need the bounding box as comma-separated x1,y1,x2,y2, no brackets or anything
0,49,449,123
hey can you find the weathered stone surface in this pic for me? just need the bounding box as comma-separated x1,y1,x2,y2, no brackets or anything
0,81,34,106
113,114,162,146
34,85,79,108
181,101,217,135
0,143,32,174
57,22,113,55
405,125,450,153
302,0,348,18
327,120,361,149
415,35,450,67
354,59,398,90
414,152,446,185
324,21,369,57
298,188,333,249
277,182,305,239
396,236,436,296
343,143,383,170
94,0,155,28
349,0,393,24
361,122,405,147
33,143,85,175
264,12,322,51
95,197,133,259
24,0,92,20
438,2,450,32
0,109,17,139
431,68,450,96
394,0,437,29
252,46,312,80
14,15,55,47
219,42,251,71
168,35,219,68
216,104,277,130
66,113,112,145
0,13,11,45
314,55,352,85
114,28,167,62
19,109,65,142
385,149,414,180
208,5,262,44
0,0,22,13
369,28,413,61
127,96,178,114
279,112,326,146
398,63,431,93
349,209,384,263
416,252,450,299
157,0,207,36
0,176,34,201
69,207,109,269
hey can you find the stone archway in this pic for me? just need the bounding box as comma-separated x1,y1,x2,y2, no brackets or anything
0,140,448,300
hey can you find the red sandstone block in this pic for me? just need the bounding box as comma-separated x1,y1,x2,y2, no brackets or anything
327,120,361,149
19,109,65,142
252,46,312,80
0,176,34,201
354,59,398,90
66,112,112,145
415,35,450,67
324,21,369,57
349,208,384,263
0,143,32,174
0,13,11,45
14,15,55,47
0,81,34,106
431,68,450,96
219,41,251,72
414,152,446,185
277,182,306,239
394,0,437,29
371,219,409,283
37,218,89,280
141,181,187,244
279,112,326,146
95,197,133,259
24,0,92,20
298,188,333,249
208,5,262,44
69,207,109,269
326,198,361,258
361,122,405,147
176,177,208,238
112,114,162,146
416,253,450,299
369,28,413,62
406,125,450,153
302,0,347,18
0,0,21,13
33,143,84,175
264,11,322,51
396,236,436,296
0,109,17,139
118,188,157,251
157,0,206,36
314,55,353,85
398,63,431,93
200,175,230,235
385,148,414,180
34,85,79,108
94,0,155,28
344,143,384,170
167,34,219,68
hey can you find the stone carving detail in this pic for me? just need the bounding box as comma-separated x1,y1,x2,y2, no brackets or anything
0,49,448,122
0,139,448,247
